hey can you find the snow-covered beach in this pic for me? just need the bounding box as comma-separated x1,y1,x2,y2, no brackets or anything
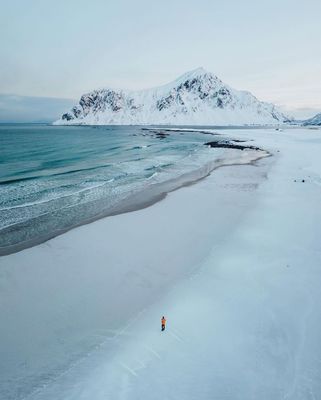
1,127,321,400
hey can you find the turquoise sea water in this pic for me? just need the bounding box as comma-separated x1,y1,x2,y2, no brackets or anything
0,124,223,253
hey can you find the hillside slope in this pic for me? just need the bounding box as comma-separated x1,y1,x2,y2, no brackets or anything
55,68,290,126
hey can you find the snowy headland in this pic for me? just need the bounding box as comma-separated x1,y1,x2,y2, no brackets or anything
54,68,291,126
1,127,321,400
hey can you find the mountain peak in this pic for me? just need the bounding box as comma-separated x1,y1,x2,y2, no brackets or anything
55,69,291,126
173,67,217,84
183,67,208,77
303,112,321,126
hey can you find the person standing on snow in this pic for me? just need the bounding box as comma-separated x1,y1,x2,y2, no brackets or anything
161,316,166,331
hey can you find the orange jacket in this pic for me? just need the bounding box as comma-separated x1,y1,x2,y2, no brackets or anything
161,317,166,325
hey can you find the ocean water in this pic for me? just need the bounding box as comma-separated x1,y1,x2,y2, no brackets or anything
0,124,224,254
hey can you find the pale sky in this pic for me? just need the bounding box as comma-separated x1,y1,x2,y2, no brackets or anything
0,0,320,120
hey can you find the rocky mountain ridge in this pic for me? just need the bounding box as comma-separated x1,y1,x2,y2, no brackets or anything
55,68,291,126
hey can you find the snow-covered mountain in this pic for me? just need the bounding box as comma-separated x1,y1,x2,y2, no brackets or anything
55,68,291,126
302,112,321,126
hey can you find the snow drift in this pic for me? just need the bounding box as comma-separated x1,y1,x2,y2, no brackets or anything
54,68,291,126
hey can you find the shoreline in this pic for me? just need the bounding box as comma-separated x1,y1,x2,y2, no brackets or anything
0,147,270,257
2,127,321,400
0,141,273,400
